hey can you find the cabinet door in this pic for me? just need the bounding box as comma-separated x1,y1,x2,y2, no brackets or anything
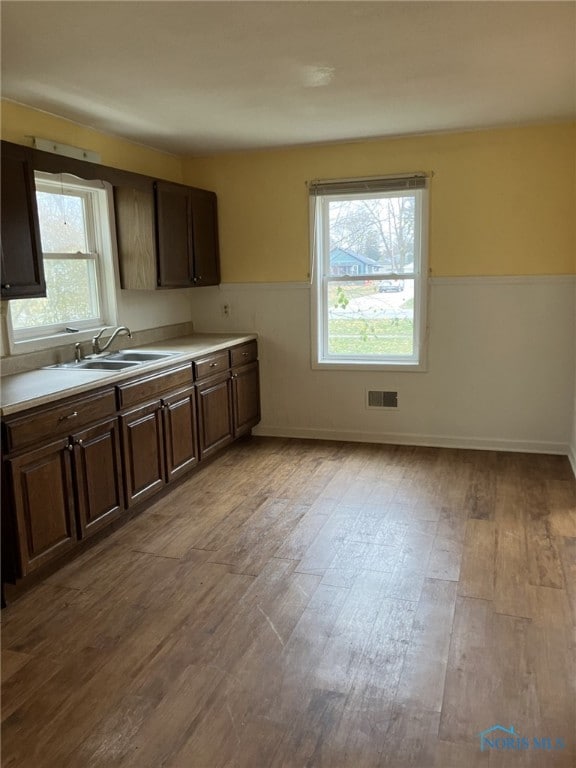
190,188,220,286
121,401,165,506
72,417,125,539
8,438,76,576
232,361,261,437
196,373,234,460
114,185,157,290
154,181,193,287
162,386,199,482
1,144,46,299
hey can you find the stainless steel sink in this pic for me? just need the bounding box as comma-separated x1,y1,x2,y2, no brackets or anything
79,360,142,370
44,349,177,371
108,350,176,362
46,359,141,371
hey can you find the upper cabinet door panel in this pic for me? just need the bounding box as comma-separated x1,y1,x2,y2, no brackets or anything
154,181,193,288
114,186,157,290
190,189,220,287
1,145,46,299
114,172,220,291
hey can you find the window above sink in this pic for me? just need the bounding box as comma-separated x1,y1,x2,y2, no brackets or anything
7,172,119,355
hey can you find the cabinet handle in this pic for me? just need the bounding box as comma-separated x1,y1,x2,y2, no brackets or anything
58,411,78,422
75,439,83,446
66,443,74,452
242,352,249,357
209,362,218,368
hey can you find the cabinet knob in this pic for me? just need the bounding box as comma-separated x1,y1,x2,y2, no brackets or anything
242,352,249,357
209,362,218,368
2,284,11,289
66,443,74,452
75,439,83,447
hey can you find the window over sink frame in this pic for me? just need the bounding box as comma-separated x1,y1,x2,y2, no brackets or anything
7,172,119,354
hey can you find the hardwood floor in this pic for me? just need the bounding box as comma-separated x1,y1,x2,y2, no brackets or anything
2,438,575,767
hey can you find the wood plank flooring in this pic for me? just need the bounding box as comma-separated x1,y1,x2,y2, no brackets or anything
2,437,575,767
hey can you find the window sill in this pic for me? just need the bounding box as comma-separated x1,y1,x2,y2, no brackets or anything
7,327,102,356
312,359,428,373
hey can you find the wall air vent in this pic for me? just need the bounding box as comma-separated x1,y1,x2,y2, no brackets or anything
366,390,398,409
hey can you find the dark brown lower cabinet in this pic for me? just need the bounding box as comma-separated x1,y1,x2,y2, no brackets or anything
162,386,198,481
1,341,260,591
120,400,165,507
7,438,76,576
120,385,199,502
196,372,234,459
232,361,260,437
72,417,124,539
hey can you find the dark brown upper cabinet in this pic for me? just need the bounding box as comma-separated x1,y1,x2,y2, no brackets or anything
188,187,220,287
115,180,220,290
0,140,219,295
1,142,46,299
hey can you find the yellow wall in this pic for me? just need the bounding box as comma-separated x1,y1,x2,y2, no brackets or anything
3,102,574,281
183,123,576,281
1,100,183,182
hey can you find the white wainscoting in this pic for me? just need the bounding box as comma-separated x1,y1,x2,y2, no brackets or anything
189,276,575,457
571,280,576,476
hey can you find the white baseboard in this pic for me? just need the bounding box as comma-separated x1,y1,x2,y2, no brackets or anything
252,425,569,456
569,442,576,478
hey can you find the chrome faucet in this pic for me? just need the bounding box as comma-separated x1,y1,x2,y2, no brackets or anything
91,326,132,355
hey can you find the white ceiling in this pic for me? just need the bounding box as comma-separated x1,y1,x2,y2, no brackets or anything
1,1,575,156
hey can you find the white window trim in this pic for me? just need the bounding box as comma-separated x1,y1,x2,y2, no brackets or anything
7,173,119,355
310,185,429,372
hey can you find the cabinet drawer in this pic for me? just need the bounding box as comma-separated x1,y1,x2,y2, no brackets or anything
117,364,192,409
194,350,230,381
230,341,258,368
4,389,116,452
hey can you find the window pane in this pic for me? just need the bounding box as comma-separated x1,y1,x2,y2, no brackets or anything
36,191,88,253
11,259,99,330
326,279,414,357
329,195,416,275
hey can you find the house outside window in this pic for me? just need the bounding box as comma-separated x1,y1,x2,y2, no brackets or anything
310,174,429,370
8,172,117,350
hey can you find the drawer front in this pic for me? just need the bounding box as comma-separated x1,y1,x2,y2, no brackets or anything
230,341,258,368
194,350,230,381
117,364,192,409
4,389,116,452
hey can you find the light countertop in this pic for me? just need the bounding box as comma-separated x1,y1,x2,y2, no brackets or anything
0,333,257,417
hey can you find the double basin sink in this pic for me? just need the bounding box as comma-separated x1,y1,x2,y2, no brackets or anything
46,350,177,372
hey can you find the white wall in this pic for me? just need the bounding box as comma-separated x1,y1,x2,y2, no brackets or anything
571,280,576,475
190,276,575,454
572,379,576,474
116,288,194,334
